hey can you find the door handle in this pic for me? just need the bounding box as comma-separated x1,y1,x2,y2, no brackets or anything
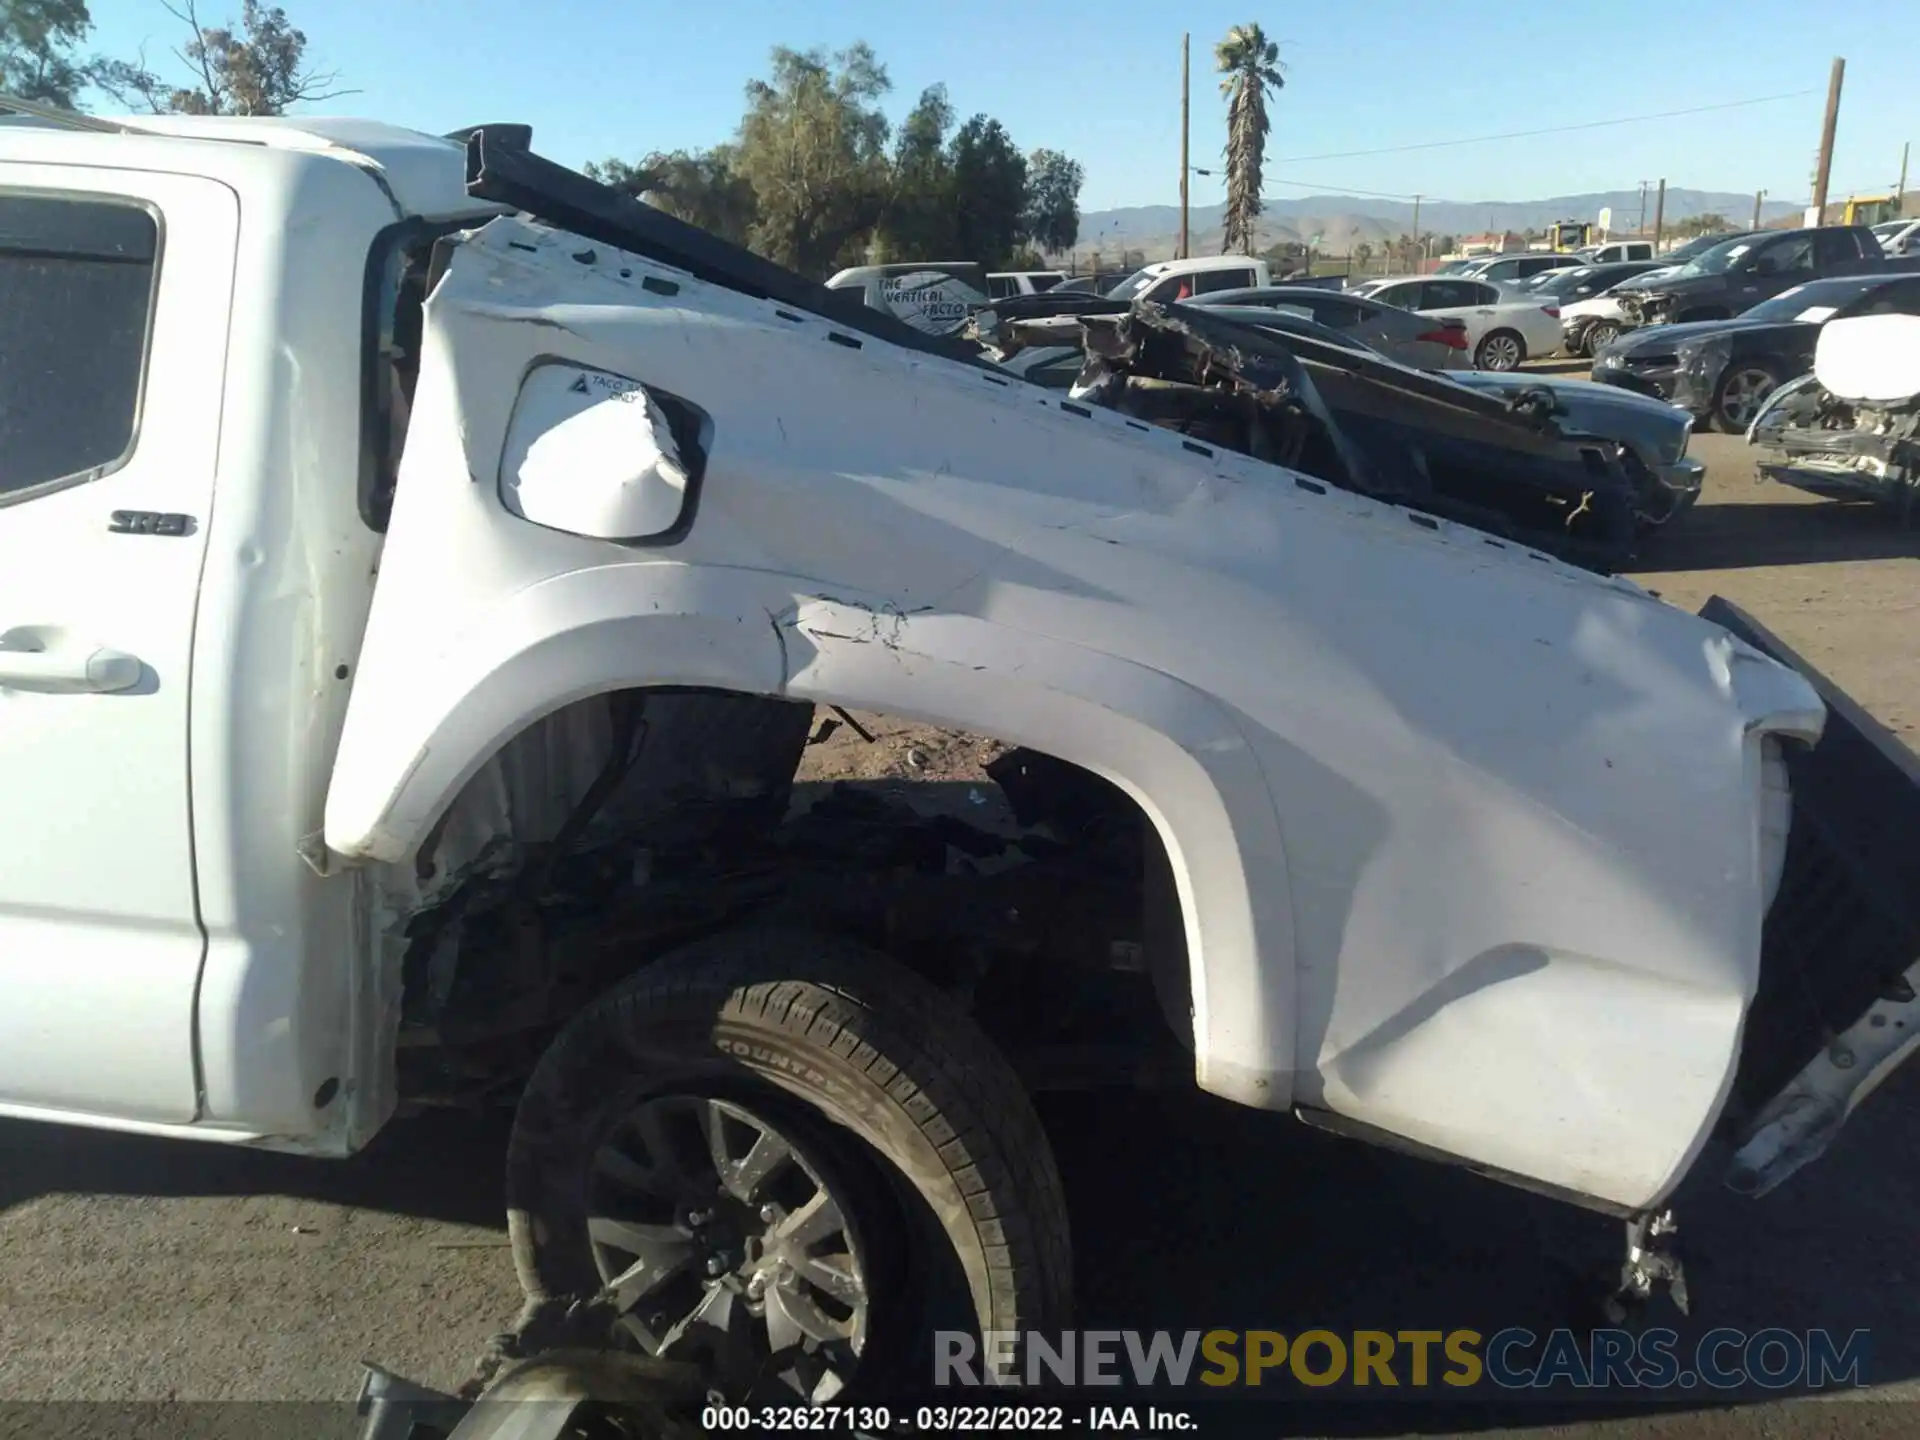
0,639,143,693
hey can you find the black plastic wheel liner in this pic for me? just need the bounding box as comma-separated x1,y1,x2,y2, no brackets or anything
1702,597,1920,1116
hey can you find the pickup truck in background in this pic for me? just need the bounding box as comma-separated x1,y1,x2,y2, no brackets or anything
6,106,1920,1412
1615,225,1909,328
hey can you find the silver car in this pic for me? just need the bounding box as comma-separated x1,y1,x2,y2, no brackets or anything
1190,285,1471,369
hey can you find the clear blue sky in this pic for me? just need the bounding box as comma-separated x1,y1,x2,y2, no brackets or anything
84,0,1914,214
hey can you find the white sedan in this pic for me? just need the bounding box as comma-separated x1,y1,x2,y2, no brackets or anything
1349,276,1563,370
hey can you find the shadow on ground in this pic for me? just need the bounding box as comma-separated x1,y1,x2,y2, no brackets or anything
5,1057,1919,1432
0,1107,514,1231
1636,499,1920,573
1042,1071,1920,1433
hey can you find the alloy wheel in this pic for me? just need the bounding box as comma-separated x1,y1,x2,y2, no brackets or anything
586,1094,871,1403
1478,333,1523,370
1717,367,1777,430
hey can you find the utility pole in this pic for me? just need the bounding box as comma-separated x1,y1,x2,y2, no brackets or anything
1638,180,1649,235
1898,141,1910,210
1652,178,1666,250
1178,34,1191,261
1810,56,1846,220
1411,194,1421,273
1751,189,1767,229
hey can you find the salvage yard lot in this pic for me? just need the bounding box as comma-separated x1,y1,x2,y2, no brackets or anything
1,432,1917,1438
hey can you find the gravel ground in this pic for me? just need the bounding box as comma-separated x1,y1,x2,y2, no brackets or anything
3,432,1918,1438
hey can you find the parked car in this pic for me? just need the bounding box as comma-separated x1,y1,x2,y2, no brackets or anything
1560,265,1683,355
1048,273,1127,295
10,109,1920,1414
1748,311,1920,507
1518,259,1667,308
1351,275,1563,370
1444,368,1704,528
1459,252,1585,285
1873,218,1920,258
1106,253,1278,301
1578,240,1657,264
1592,273,1920,431
1615,226,1907,328
1659,230,1768,268
986,270,1067,298
1187,285,1472,368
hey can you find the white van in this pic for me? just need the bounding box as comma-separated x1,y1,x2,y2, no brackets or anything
823,262,990,335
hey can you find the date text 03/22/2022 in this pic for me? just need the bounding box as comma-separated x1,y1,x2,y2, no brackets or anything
699,1404,1197,1432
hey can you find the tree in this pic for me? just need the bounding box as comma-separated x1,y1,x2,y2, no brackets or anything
1021,148,1083,254
1674,212,1733,239
581,45,1084,274
1,0,93,107
586,148,758,247
91,0,346,114
1353,240,1374,274
732,43,892,277
1214,23,1285,256
874,84,958,260
949,115,1026,268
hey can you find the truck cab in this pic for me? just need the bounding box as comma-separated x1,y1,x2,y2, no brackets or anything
1105,253,1276,301
0,113,507,1139
1585,240,1655,264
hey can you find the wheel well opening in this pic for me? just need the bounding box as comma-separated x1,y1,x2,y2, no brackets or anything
392,689,1193,1110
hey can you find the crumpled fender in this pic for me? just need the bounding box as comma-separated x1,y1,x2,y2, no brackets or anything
330,214,1828,1211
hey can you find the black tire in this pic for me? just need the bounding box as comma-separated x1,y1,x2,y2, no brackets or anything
1708,360,1784,434
1475,328,1526,371
505,928,1073,1399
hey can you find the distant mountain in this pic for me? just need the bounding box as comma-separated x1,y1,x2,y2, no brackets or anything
1074,188,1804,262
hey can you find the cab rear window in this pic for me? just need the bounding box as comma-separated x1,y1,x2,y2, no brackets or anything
0,194,159,501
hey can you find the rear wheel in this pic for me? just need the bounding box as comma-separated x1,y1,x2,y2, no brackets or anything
1710,361,1784,434
1476,329,1525,371
504,928,1074,1403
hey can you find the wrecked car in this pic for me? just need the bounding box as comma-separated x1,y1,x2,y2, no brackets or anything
1593,273,1920,433
975,296,1691,549
1748,311,1920,513
6,105,1920,1413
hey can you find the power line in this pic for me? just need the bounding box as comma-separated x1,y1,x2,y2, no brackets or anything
1264,176,1420,200
1274,89,1819,165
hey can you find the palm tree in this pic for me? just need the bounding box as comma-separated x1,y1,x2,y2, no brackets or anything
1215,24,1286,255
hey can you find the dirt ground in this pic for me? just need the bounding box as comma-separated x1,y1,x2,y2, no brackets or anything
2,426,1919,1438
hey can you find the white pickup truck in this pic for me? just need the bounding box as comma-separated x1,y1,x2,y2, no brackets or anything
5,107,1919,1407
